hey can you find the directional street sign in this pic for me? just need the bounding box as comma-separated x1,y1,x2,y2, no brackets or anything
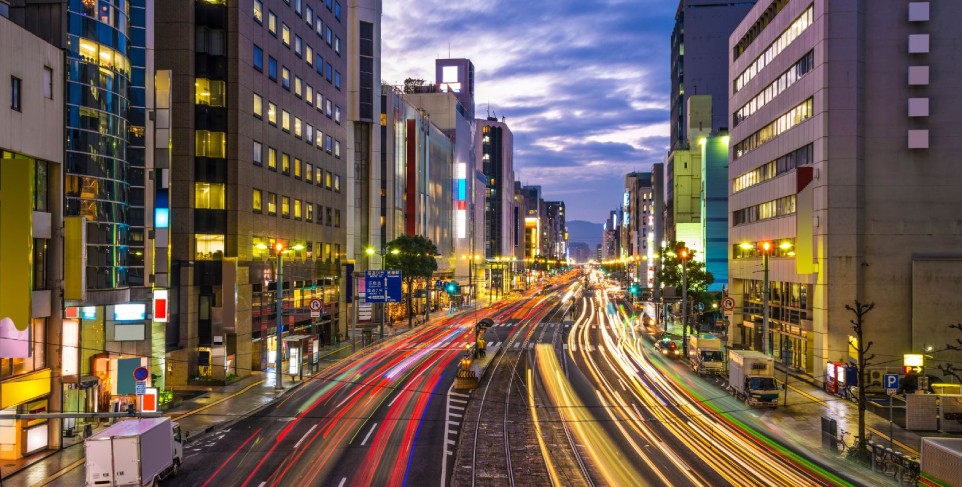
310,298,322,318
365,270,403,303
884,373,900,395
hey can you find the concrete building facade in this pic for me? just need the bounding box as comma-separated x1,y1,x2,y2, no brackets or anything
728,0,962,380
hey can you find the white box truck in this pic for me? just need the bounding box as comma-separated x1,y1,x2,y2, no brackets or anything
688,334,725,375
728,350,780,408
85,417,183,486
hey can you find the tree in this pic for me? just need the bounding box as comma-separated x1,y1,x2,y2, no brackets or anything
383,235,439,327
403,78,435,94
655,241,715,296
845,300,875,464
937,322,962,383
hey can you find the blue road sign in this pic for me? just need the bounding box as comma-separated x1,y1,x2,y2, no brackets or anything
436,279,443,289
884,373,899,391
365,270,403,303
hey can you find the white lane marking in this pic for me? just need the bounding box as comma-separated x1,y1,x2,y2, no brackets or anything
447,439,456,445
618,378,628,392
294,424,318,449
259,483,267,487
514,343,521,349
632,403,642,420
336,388,362,409
337,478,347,487
450,412,463,418
360,423,378,446
449,398,467,404
388,393,401,407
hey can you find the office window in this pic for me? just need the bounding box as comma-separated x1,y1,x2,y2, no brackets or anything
333,174,341,192
294,0,302,15
282,153,291,175
268,146,277,170
43,67,53,99
294,76,302,97
195,182,226,209
267,102,277,125
294,117,302,138
281,196,290,218
325,135,333,153
268,56,277,80
294,35,302,57
253,44,263,71
252,188,263,212
281,110,291,132
253,0,263,23
326,99,332,117
306,202,313,222
195,78,226,106
253,140,263,165
268,10,277,35
294,199,302,219
306,84,314,105
316,17,324,37
315,130,324,149
195,131,226,158
325,0,332,10
268,192,277,215
305,45,314,66
334,71,341,90
334,105,341,123
281,67,290,90
334,209,340,227
325,63,333,82
315,166,323,185
316,54,324,75
325,26,332,46
334,1,341,20
252,93,263,117
325,170,332,189
305,5,313,25
294,158,302,179
11,76,22,111
334,36,341,55
305,163,313,182
326,207,332,226
315,91,323,110
334,140,340,158
195,235,225,261
305,124,314,144
282,23,291,47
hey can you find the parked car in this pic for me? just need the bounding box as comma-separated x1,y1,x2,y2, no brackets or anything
654,334,682,358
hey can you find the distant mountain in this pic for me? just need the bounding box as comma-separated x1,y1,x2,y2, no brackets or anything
567,220,604,248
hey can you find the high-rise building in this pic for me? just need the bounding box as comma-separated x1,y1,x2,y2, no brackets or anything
476,117,515,259
545,201,567,261
0,12,63,457
728,0,962,380
700,134,729,292
156,0,348,385
435,58,474,120
624,172,654,287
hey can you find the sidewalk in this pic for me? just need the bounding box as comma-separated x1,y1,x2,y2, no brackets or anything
0,341,357,486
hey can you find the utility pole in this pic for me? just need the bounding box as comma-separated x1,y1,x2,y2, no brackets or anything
275,245,285,391
761,241,771,356
680,247,689,356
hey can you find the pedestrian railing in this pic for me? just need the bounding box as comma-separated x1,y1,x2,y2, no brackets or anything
867,439,920,486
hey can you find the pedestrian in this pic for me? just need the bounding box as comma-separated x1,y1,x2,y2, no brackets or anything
477,337,487,358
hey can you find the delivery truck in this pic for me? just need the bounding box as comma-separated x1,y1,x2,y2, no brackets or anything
728,350,780,408
85,417,183,486
688,334,725,375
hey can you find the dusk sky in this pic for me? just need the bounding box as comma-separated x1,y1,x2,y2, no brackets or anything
381,0,678,224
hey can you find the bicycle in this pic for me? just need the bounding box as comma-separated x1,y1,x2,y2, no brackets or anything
833,429,863,455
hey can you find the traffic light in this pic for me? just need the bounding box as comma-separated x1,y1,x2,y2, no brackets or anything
628,284,639,296
445,281,458,295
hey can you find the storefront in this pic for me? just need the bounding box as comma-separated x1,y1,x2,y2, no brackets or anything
0,369,51,459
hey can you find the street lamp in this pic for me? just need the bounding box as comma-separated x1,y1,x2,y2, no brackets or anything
257,241,305,390
741,240,773,355
366,246,399,339
679,247,690,356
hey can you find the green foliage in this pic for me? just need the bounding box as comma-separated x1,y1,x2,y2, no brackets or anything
158,389,174,406
383,235,439,326
655,241,714,296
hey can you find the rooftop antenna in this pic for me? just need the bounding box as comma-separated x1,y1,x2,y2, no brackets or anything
448,42,451,58
487,102,491,118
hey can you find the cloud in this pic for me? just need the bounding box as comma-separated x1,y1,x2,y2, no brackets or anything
382,0,675,223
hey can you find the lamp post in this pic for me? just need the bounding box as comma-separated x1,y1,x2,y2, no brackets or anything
258,241,305,391
760,240,772,356
366,246,400,339
679,247,690,356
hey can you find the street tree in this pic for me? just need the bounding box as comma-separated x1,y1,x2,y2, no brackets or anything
845,300,875,464
383,235,439,327
655,241,715,295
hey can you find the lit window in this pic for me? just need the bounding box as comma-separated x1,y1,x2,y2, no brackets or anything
282,23,291,47
294,117,302,138
195,235,225,260
334,140,340,158
315,92,323,110
282,153,291,175
325,135,333,153
305,5,313,25
194,182,226,209
294,158,302,178
315,166,323,185
253,93,263,117
267,102,277,125
305,163,313,182
282,110,291,132
326,99,332,117
294,199,302,219
334,36,340,55
294,76,302,97
305,124,314,144
334,105,341,123
268,146,277,169
305,84,314,105
268,192,277,214
253,0,263,24
294,35,302,57
325,171,332,189
195,131,227,158
306,202,313,222
316,17,323,37
334,174,341,192
325,26,332,45
334,209,341,227
196,79,226,106
252,188,263,212
281,196,290,217
315,130,324,149
268,10,277,35
294,0,302,15
282,67,290,90
253,140,263,165
306,45,314,66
